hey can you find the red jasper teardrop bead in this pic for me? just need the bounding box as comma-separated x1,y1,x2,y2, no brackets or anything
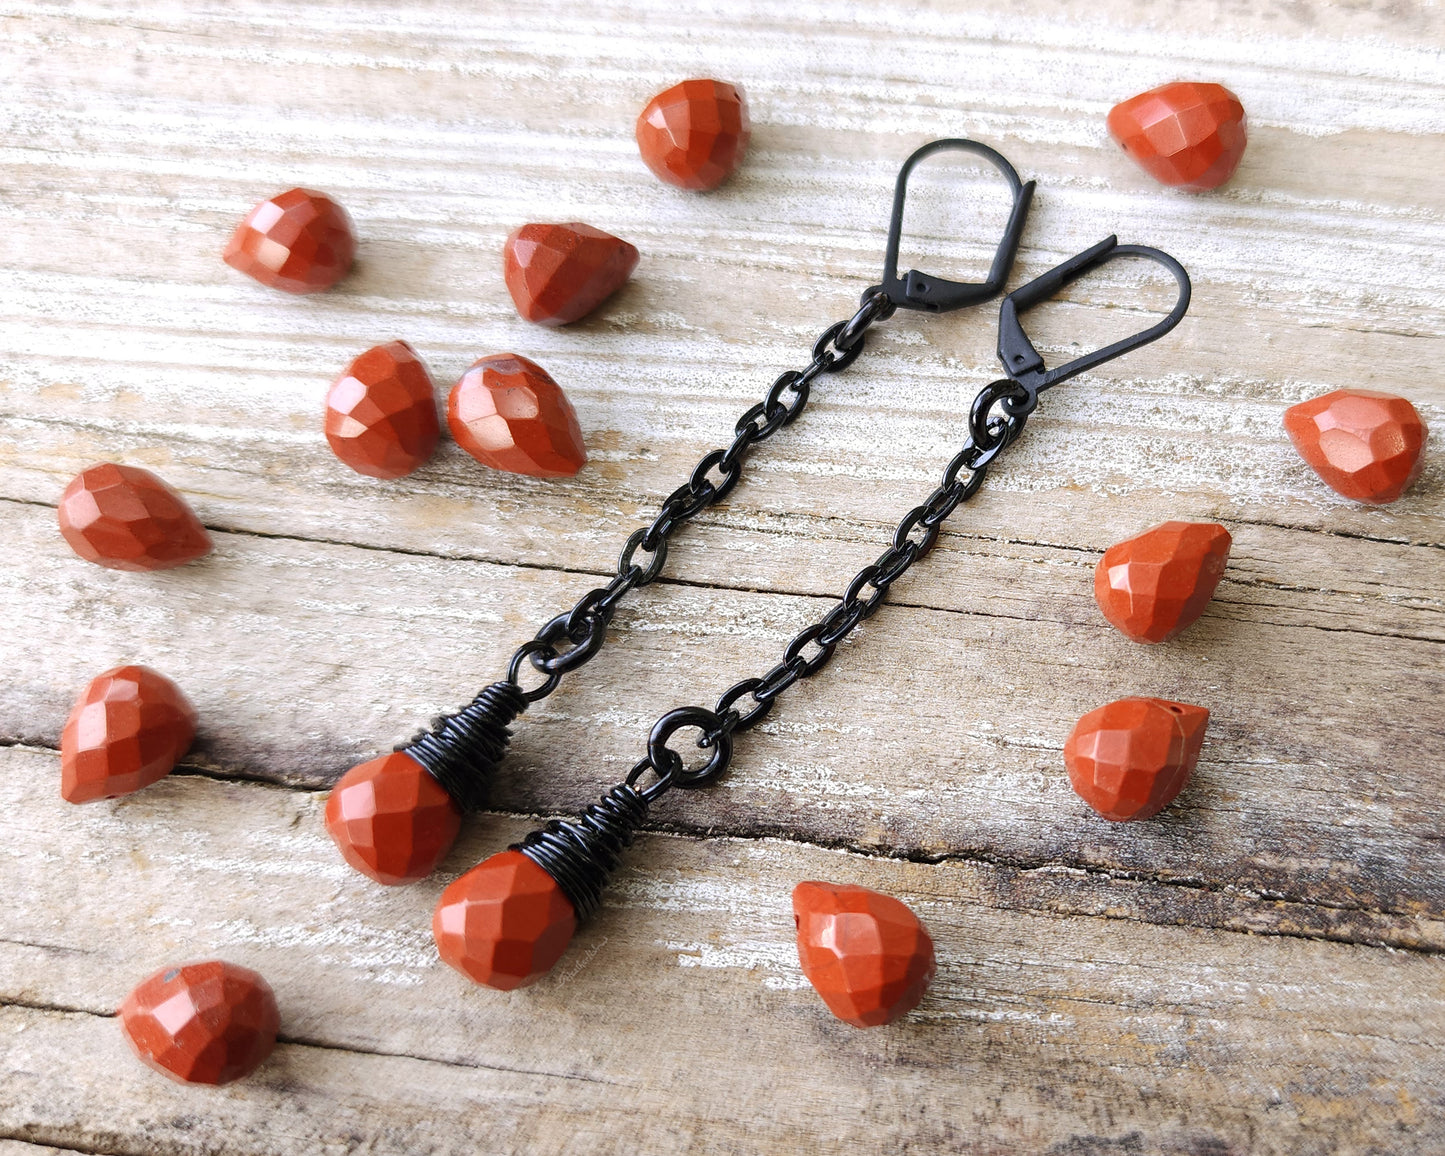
325,751,462,886
60,665,197,803
1064,697,1209,822
1283,389,1428,505
504,223,640,326
1107,82,1247,191
447,354,587,478
1094,521,1232,644
433,850,577,990
223,188,356,294
119,961,279,1085
636,79,750,191
58,463,212,571
793,881,935,1028
325,341,441,479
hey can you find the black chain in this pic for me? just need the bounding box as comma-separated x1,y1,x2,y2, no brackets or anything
506,289,898,701
630,377,1031,793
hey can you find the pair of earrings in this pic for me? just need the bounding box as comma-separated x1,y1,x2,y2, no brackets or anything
324,138,1194,994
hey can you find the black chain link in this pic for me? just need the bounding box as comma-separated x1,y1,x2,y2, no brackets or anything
632,377,1031,790
504,289,898,701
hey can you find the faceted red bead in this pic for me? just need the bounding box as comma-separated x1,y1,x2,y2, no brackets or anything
1064,697,1209,822
119,961,279,1085
57,463,212,572
324,751,461,886
636,79,750,191
324,341,440,479
1283,389,1428,505
60,665,197,804
1094,521,1232,645
223,188,356,294
793,882,935,1028
433,850,576,990
447,354,587,478
504,223,640,327
1107,82,1247,191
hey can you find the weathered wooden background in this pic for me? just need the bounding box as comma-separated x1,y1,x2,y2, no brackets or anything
1,1,1442,1153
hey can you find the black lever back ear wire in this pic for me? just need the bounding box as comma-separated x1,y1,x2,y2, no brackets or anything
489,238,1193,972
996,235,1192,417
877,139,1037,313
330,139,1038,874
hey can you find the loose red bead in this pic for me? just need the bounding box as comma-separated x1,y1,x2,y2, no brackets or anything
324,751,462,885
636,79,750,191
60,665,197,804
447,354,587,478
223,188,356,294
324,341,440,479
1094,521,1232,645
1064,697,1209,822
1283,389,1428,505
57,463,212,572
433,850,577,990
792,881,935,1028
119,961,279,1085
504,222,640,327
1107,82,1247,191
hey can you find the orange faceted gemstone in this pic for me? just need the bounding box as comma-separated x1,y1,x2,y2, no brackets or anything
1094,521,1232,644
324,751,462,885
1064,697,1209,822
447,354,587,478
223,188,356,294
57,463,212,572
1283,389,1428,505
325,341,440,479
504,222,640,326
792,881,935,1028
636,79,750,191
119,961,279,1085
60,665,197,803
433,850,577,990
1107,82,1247,191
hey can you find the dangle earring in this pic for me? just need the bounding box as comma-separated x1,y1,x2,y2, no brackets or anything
432,235,1192,990
324,140,1037,886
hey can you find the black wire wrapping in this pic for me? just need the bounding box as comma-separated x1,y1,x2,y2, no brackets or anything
400,680,528,813
515,783,650,920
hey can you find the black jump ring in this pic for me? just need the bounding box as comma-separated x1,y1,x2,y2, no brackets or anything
648,707,734,786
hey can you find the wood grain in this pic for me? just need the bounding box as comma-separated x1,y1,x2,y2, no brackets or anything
2,745,1443,1156
1,0,1443,1151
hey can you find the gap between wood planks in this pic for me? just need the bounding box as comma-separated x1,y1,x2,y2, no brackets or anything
0,996,627,1085
0,493,1439,648
0,1128,126,1156
2,738,1436,957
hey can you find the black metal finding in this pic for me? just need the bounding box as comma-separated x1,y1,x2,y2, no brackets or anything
996,235,1193,414
516,237,1193,925
395,138,1037,816
876,138,1036,314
